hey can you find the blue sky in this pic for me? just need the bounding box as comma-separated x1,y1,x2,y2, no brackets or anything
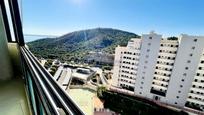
22,0,204,37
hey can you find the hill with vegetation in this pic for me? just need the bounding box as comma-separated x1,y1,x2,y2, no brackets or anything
27,28,139,62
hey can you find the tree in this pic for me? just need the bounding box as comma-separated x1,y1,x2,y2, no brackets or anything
50,66,57,72
97,86,107,99
167,36,178,40
47,59,53,65
44,62,51,69
50,70,55,76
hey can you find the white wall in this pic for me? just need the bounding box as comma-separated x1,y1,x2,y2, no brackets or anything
134,32,162,98
112,32,204,109
0,8,13,81
112,46,125,86
166,35,204,107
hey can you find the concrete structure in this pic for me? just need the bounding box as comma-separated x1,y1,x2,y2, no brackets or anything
112,32,204,111
185,44,204,111
91,67,108,85
0,7,13,81
72,68,95,81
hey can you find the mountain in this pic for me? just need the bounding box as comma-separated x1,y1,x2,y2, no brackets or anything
27,28,139,62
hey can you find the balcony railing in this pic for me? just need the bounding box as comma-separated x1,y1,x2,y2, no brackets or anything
21,46,84,115
0,0,84,114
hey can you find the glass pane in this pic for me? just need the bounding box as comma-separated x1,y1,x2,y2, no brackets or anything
4,0,15,41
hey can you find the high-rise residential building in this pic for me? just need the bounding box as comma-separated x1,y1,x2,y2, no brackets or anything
112,32,204,111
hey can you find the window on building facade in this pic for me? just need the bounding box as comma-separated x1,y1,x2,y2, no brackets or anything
194,79,198,82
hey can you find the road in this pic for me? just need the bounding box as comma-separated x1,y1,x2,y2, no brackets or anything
53,66,73,90
53,66,63,80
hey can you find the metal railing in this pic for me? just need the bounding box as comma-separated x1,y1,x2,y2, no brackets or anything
21,46,84,115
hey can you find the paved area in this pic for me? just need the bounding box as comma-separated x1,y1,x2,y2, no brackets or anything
56,67,72,90
57,68,67,84
93,96,104,109
53,66,63,80
0,78,30,115
68,88,95,115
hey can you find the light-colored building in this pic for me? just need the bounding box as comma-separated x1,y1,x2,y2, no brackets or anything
112,38,141,91
72,68,95,81
84,52,114,65
112,32,204,111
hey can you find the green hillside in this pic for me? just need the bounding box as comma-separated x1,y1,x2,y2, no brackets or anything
27,28,139,62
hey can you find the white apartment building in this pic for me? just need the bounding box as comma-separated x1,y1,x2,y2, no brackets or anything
112,38,141,91
112,32,204,111
186,49,204,111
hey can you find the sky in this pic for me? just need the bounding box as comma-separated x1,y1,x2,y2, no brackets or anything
22,0,204,39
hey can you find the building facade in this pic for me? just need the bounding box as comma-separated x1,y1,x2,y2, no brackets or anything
112,32,204,111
